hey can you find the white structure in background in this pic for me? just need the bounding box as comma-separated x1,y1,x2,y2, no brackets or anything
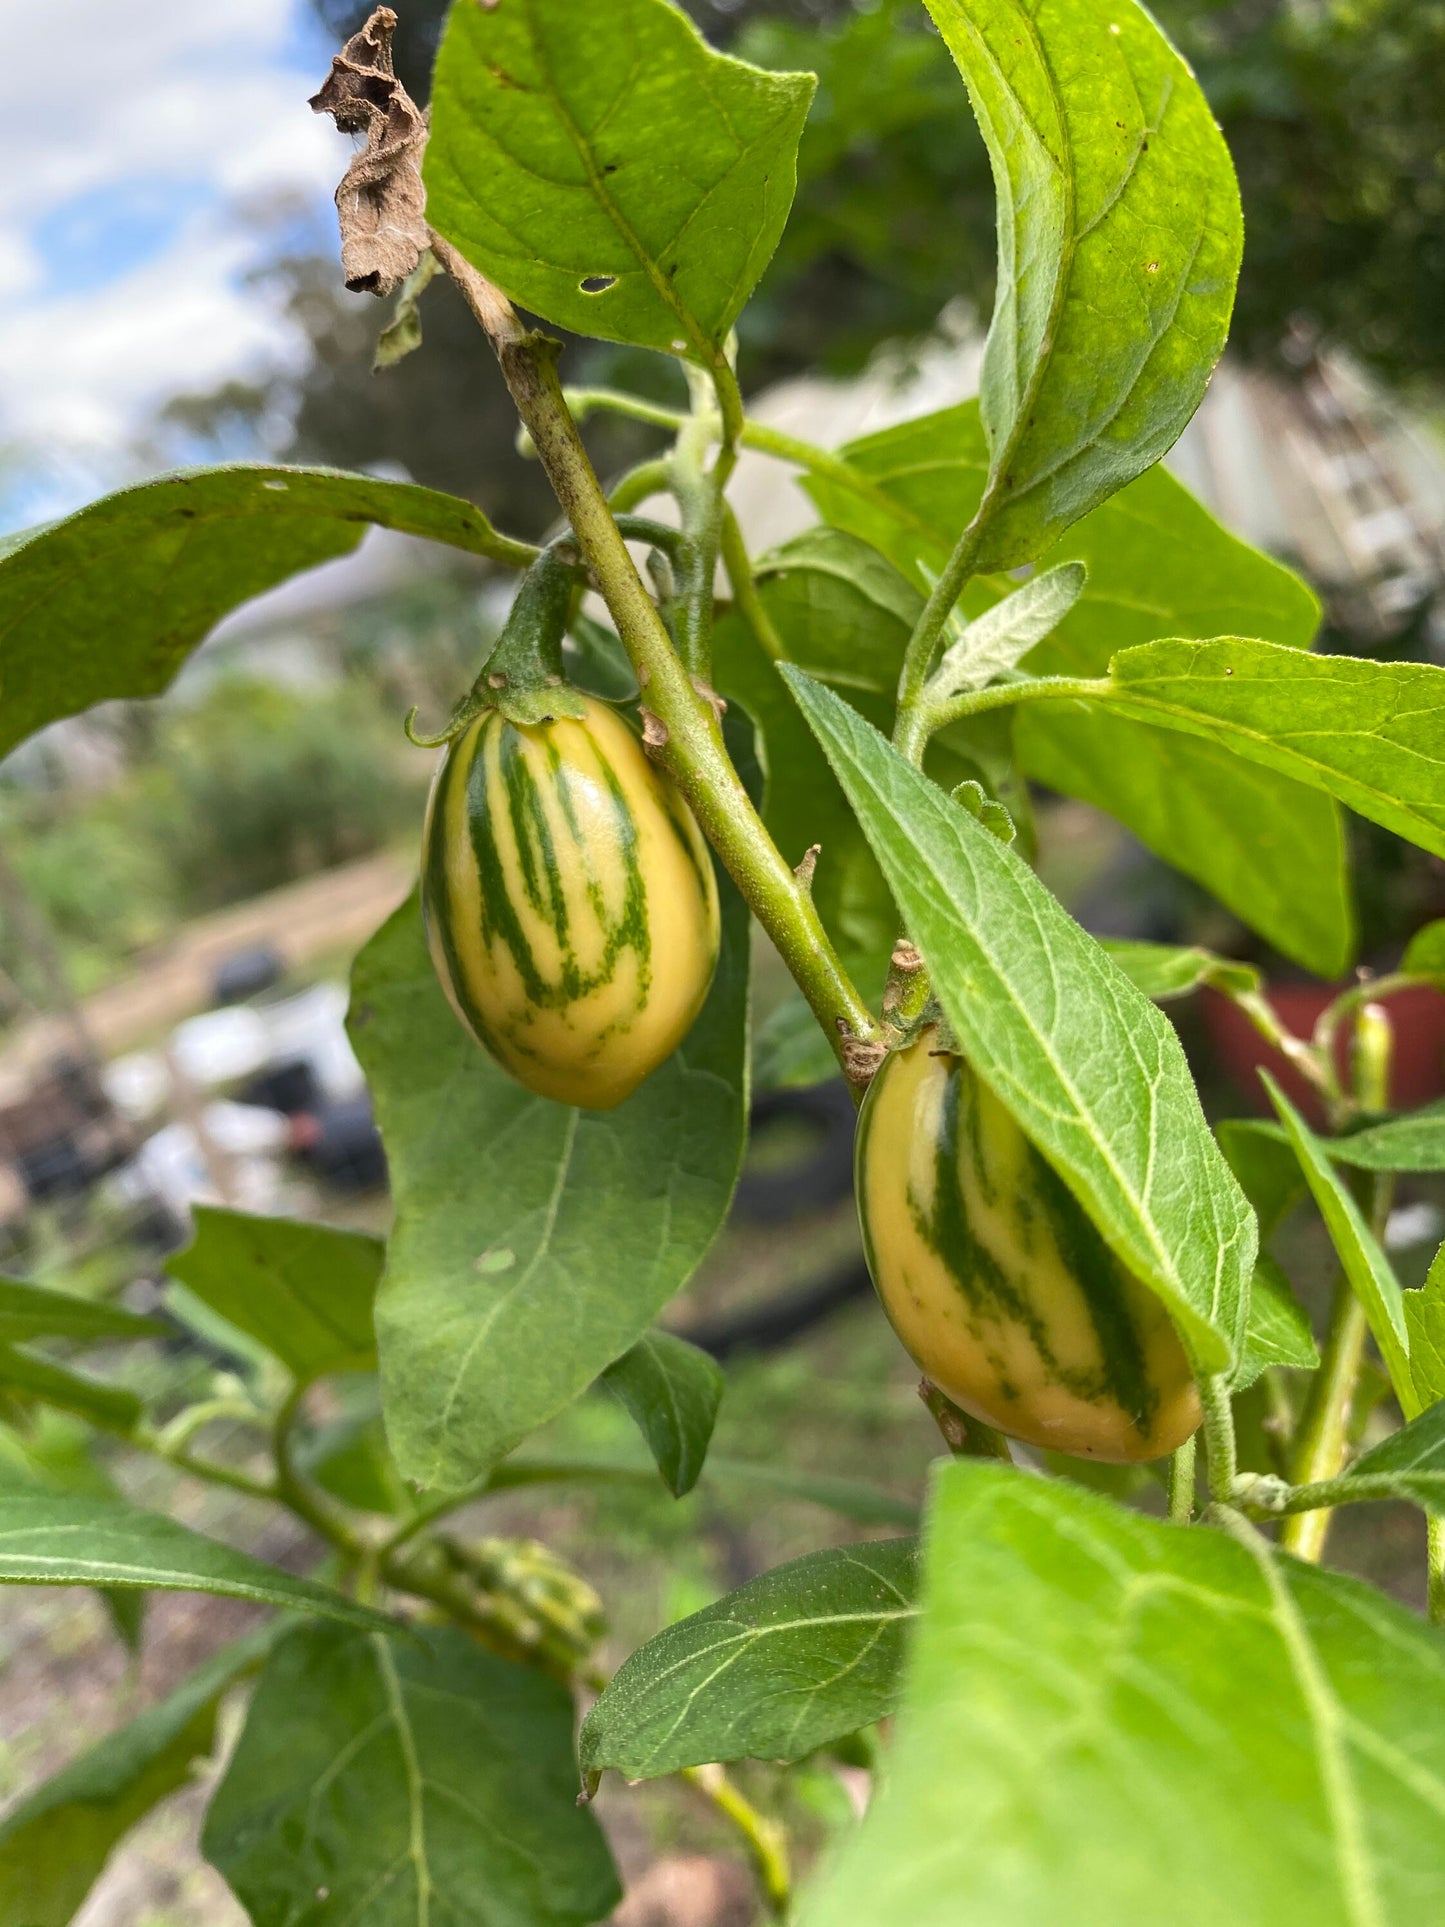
104,980,365,1221
113,1100,291,1221
721,323,1445,648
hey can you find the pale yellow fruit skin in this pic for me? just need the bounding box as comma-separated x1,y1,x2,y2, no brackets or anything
857,1032,1201,1463
422,697,720,1111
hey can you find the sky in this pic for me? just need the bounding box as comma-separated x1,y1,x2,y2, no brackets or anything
0,0,349,529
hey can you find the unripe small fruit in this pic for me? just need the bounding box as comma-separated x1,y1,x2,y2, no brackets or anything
857,1030,1200,1462
422,697,720,1110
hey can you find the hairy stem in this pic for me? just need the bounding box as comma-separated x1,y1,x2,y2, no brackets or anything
894,521,988,765
1169,1434,1198,1524
430,235,880,1085
1429,1516,1445,1626
1199,1375,1239,1503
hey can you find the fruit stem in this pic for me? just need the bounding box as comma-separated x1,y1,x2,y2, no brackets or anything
427,233,882,1088
919,1379,1013,1462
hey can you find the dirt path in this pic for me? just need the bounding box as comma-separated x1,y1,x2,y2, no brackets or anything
0,849,414,1095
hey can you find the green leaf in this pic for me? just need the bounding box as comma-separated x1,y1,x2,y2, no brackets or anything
1404,920,1445,977
600,1329,724,1498
923,0,1242,568
1217,1119,1308,1239
752,528,923,691
799,1462,1445,1927
0,1493,392,1628
1097,940,1262,1004
0,466,531,763
483,1447,921,1527
1264,1075,1414,1409
425,0,814,363
1341,1399,1445,1509
0,1345,142,1430
1405,1246,1445,1413
0,1630,272,1927
349,886,749,1491
165,1208,381,1385
1321,1101,1445,1174
204,1623,620,1927
1232,1256,1320,1393
0,1276,162,1346
714,610,897,975
783,669,1253,1373
1098,640,1445,860
581,1538,917,1781
303,1413,409,1517
804,407,1348,975
753,990,840,1092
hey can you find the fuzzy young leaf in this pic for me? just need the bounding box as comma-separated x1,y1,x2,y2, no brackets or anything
804,407,1347,975
799,1463,1445,1927
582,1539,918,1781
0,1277,161,1347
165,1209,381,1385
1265,1076,1414,1409
204,1623,619,1927
930,562,1086,698
783,670,1254,1373
925,0,1242,568
1098,640,1445,860
0,1630,271,1927
601,1329,724,1498
0,467,531,762
425,0,814,362
1098,941,1262,1005
349,887,748,1492
0,1493,391,1629
1232,1256,1319,1393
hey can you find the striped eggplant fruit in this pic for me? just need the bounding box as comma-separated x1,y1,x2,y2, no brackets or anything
857,1030,1200,1462
422,696,720,1110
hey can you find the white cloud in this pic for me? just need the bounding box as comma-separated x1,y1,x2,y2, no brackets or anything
0,0,353,512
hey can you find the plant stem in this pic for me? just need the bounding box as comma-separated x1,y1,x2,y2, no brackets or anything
608,458,672,515
893,521,988,765
1169,1434,1198,1524
918,1379,1013,1462
1281,1154,1392,1559
1429,1516,1445,1626
430,235,881,1087
720,508,786,663
683,1764,791,1920
1279,1278,1370,1562
562,386,945,549
1199,1375,1239,1502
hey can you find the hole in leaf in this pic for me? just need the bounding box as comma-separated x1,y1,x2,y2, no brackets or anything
262,480,289,492
580,275,617,295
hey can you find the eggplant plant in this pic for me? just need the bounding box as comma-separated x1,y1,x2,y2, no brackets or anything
3,3,1445,1921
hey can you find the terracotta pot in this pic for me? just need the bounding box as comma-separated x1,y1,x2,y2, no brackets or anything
1201,983,1445,1128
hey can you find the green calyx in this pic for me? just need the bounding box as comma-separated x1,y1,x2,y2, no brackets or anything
407,544,591,746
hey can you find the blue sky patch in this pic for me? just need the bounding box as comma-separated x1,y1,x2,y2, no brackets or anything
36,176,220,299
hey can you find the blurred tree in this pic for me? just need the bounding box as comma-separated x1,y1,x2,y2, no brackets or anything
308,0,1445,392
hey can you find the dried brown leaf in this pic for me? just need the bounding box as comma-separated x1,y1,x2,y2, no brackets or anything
310,7,429,299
